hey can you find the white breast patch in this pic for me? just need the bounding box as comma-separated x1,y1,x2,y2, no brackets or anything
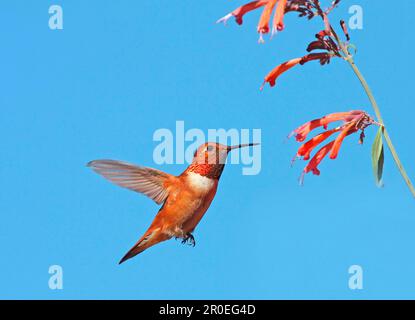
187,172,216,192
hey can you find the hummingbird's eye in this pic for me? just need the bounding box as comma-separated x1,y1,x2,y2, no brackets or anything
206,145,214,152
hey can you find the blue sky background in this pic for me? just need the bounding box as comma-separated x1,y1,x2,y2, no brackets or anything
1,0,414,299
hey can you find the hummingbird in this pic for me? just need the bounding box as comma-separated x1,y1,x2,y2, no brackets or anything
88,142,258,264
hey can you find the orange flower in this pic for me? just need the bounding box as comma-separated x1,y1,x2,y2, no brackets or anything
291,111,377,183
261,53,331,89
218,0,296,42
329,121,356,159
218,1,341,41
260,28,344,89
272,0,288,34
290,111,362,142
302,140,335,177
216,0,269,26
260,57,302,90
296,128,341,160
257,0,278,42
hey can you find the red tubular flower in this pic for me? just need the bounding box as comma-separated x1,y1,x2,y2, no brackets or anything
296,127,341,160
216,0,269,26
260,57,302,89
302,141,335,177
261,52,331,89
257,0,278,42
329,121,357,159
290,110,361,142
217,0,306,42
272,0,288,34
291,111,378,183
218,1,342,42
261,27,343,89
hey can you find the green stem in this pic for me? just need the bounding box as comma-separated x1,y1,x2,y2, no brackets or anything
344,54,415,198
326,14,414,196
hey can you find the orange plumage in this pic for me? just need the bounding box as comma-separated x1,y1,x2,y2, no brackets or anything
88,142,258,264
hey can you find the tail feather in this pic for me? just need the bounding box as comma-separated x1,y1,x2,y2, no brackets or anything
118,227,167,264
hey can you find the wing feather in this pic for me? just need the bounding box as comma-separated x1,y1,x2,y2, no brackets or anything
87,160,174,205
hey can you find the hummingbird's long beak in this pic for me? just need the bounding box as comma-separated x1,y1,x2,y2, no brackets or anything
227,143,260,152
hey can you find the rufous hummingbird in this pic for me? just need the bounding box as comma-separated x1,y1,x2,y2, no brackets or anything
88,142,258,264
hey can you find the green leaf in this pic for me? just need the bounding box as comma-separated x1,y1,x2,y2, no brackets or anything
371,127,385,187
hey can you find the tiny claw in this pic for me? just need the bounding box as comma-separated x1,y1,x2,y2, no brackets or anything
181,233,196,247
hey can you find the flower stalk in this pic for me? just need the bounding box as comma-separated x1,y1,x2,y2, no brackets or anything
218,0,415,198
343,53,415,197
327,16,415,197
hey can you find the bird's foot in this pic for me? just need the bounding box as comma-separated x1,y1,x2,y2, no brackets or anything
181,233,196,247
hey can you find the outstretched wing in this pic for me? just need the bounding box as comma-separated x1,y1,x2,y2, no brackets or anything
87,160,175,205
